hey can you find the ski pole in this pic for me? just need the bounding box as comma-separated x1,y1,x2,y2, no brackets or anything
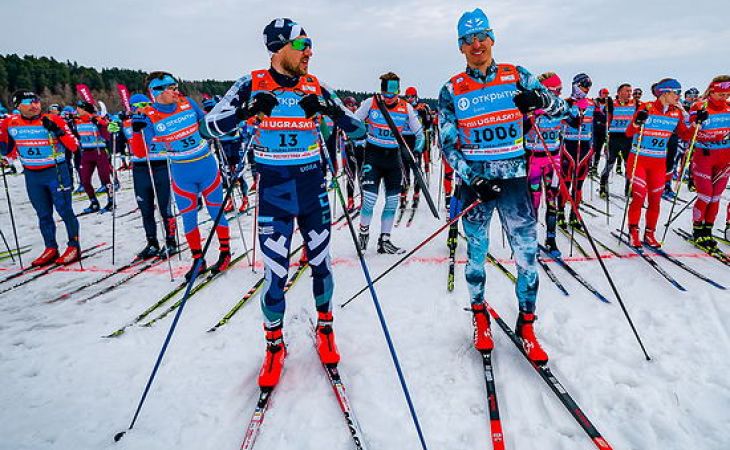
374,94,439,220
317,127,430,450
605,134,611,226
213,138,252,266
110,133,118,265
569,112,585,257
251,173,258,273
139,131,175,281
162,148,183,262
617,122,645,246
437,148,444,211
661,110,704,242
113,160,244,443
1,164,23,269
340,199,480,308
533,117,651,361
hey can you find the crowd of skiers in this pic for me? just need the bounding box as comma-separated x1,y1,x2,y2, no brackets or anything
0,8,728,390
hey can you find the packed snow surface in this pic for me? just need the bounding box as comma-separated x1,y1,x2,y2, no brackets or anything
1,162,729,450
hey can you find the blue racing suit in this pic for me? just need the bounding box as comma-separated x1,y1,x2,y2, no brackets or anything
203,67,365,327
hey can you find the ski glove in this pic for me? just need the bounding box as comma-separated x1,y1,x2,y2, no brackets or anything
236,92,279,120
107,122,120,133
131,114,148,132
41,116,63,136
298,94,344,120
694,109,709,124
513,90,548,114
634,110,649,126
566,116,582,130
471,177,502,202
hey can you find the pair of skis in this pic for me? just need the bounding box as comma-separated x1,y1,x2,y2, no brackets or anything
103,249,247,337
476,302,614,449
208,245,307,333
674,228,730,266
46,246,185,304
395,200,419,228
538,245,611,304
0,242,110,295
240,322,368,449
614,229,726,290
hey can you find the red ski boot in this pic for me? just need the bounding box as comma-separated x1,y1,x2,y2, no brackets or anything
516,311,549,365
55,246,80,265
210,250,231,275
32,248,59,267
471,303,494,352
643,228,661,248
315,311,340,365
629,225,641,248
238,195,249,213
223,197,234,213
258,324,287,388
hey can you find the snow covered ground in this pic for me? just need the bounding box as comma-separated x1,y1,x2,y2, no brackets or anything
1,158,729,450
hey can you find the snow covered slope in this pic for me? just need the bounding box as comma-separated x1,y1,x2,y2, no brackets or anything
1,163,729,450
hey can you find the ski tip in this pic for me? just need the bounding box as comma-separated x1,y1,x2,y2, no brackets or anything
103,329,124,338
113,430,126,442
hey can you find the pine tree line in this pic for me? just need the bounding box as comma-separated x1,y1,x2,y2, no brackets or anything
0,54,436,112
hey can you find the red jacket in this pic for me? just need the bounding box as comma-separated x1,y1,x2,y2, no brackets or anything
0,114,79,170
626,99,695,142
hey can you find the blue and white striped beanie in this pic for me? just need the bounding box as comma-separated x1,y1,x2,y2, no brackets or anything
263,18,307,55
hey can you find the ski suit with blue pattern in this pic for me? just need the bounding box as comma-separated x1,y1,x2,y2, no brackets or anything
438,62,568,312
203,68,365,327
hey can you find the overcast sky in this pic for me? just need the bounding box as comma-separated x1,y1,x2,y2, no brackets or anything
3,0,728,99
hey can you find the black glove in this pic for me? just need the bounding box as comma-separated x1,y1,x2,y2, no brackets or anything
118,112,130,121
513,90,547,114
131,113,148,132
634,109,649,126
236,92,279,120
298,94,345,120
41,116,62,136
91,116,99,126
695,109,709,124
471,177,502,202
566,116,582,129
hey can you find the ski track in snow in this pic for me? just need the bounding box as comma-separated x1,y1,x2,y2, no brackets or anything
0,166,729,450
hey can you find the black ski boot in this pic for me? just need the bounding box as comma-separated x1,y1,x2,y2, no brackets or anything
185,250,207,281
569,212,582,231
599,182,608,199
137,239,161,260
556,210,567,230
83,199,100,215
377,233,405,254
158,237,178,259
101,197,114,213
544,233,560,257
702,223,718,250
358,225,370,251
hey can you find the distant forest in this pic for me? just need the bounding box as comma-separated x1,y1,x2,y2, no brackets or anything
0,54,435,112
